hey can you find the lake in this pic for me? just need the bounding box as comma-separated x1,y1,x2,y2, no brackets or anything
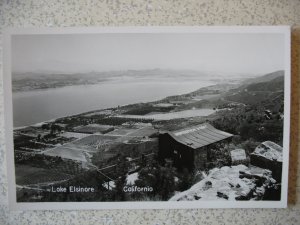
13,80,214,127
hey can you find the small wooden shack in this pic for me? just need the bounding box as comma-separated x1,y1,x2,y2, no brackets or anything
159,123,233,171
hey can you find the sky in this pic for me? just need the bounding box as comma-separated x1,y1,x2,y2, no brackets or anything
12,32,285,76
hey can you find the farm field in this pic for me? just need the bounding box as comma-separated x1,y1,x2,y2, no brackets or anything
82,109,113,117
42,135,121,162
117,108,216,121
43,145,91,162
73,134,119,147
15,165,73,186
60,132,90,139
126,126,157,137
74,124,114,134
106,128,137,136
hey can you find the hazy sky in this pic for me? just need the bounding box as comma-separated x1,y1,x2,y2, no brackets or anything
12,33,285,75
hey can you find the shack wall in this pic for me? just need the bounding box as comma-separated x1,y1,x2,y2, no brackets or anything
194,147,208,171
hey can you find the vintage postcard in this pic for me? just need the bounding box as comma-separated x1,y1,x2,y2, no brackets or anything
3,26,290,210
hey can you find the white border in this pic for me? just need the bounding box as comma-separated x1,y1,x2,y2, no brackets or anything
3,26,291,210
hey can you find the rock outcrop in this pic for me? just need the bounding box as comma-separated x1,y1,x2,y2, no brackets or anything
169,165,279,201
230,149,249,166
250,141,283,181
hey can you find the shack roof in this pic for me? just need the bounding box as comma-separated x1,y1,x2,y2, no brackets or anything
167,123,233,149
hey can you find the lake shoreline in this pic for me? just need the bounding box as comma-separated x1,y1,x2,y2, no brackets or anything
13,80,216,127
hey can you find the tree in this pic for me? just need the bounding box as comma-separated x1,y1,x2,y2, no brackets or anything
113,156,128,201
157,166,176,200
177,168,194,192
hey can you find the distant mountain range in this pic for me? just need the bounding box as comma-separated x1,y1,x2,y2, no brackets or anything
224,70,284,105
12,69,250,92
242,70,284,85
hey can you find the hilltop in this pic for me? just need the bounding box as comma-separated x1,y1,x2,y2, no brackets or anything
12,69,216,92
13,70,285,202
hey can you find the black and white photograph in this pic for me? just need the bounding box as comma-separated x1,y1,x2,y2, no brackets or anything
4,27,290,209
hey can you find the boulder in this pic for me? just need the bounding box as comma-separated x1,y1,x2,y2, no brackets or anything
230,149,249,166
250,141,282,181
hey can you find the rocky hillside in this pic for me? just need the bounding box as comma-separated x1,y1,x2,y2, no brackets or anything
243,70,284,85
224,71,284,105
169,165,279,201
170,141,283,201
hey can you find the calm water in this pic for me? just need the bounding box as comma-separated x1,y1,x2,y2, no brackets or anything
13,80,213,127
